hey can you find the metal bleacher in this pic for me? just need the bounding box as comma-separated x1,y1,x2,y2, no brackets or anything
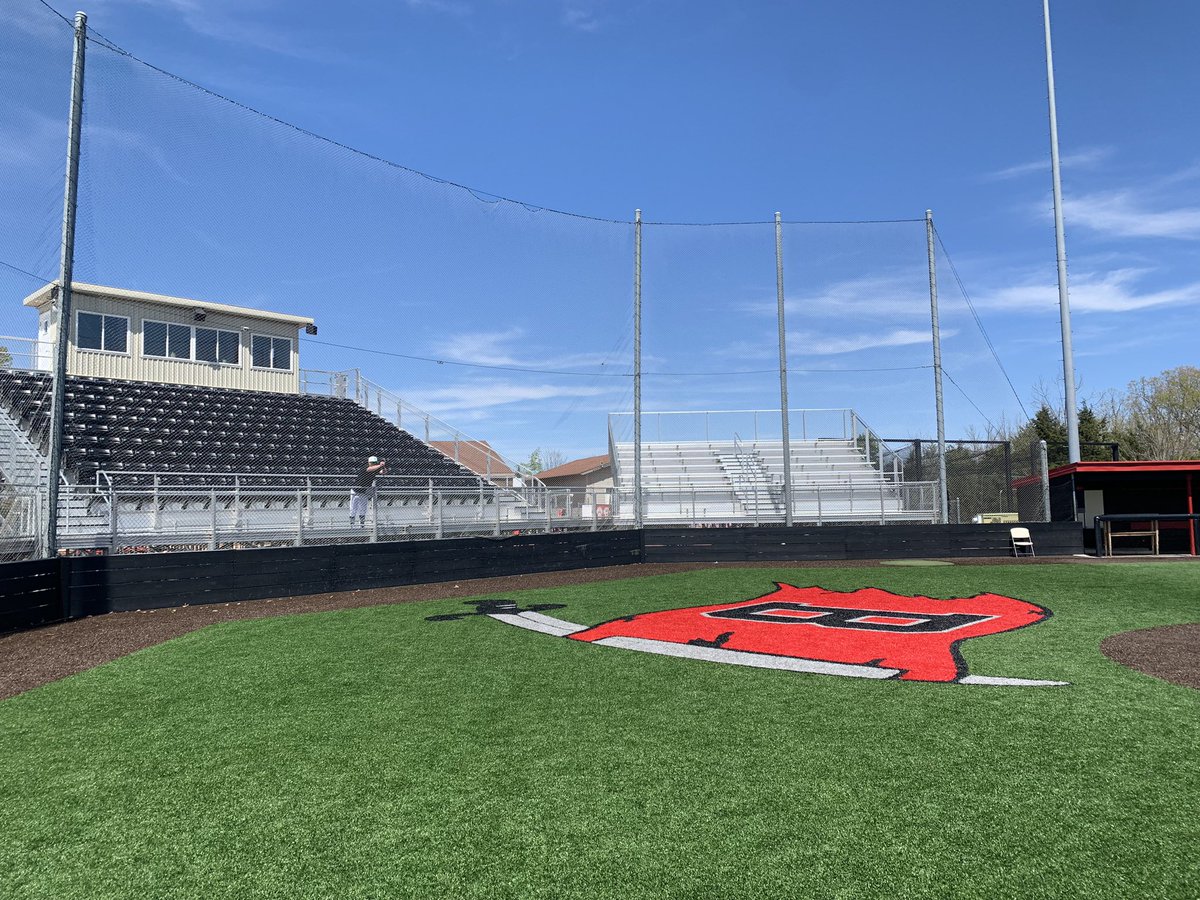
609,410,939,524
0,370,555,550
0,370,475,487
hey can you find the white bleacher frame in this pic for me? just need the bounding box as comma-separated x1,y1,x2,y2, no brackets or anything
608,408,939,525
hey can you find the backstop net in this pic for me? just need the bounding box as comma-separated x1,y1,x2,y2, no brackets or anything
0,1,1047,556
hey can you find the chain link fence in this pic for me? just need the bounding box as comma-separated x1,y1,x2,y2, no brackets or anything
883,437,1050,524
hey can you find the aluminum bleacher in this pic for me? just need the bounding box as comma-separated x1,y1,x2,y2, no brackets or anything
0,370,565,550
0,370,477,488
610,427,938,524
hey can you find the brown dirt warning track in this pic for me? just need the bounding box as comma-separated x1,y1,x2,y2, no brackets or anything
2,555,1196,700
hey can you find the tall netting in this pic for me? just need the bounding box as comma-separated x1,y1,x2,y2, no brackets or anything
1,8,1050,554
46,26,637,550
0,5,74,559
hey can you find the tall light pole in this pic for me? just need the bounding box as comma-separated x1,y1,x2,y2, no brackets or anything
1043,0,1081,463
46,10,88,557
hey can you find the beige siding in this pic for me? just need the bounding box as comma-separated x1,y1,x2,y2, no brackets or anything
66,294,299,393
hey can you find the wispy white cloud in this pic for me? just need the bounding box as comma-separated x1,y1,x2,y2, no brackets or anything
562,4,602,32
432,328,630,372
737,272,930,321
715,327,943,360
91,0,343,61
1067,189,1200,240
978,268,1200,313
405,379,610,416
797,328,945,356
985,147,1111,181
437,328,526,366
403,0,474,17
6,3,72,41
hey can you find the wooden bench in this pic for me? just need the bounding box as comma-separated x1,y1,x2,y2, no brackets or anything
1103,520,1160,556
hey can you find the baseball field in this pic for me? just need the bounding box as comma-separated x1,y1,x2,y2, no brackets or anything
1,561,1197,898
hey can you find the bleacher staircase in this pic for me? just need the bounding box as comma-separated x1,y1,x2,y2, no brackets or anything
612,433,930,524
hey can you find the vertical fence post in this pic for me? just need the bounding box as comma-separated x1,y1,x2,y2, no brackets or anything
436,491,443,539
775,212,794,527
494,488,502,535
370,490,378,543
633,208,643,530
1039,440,1051,522
295,488,304,546
926,209,950,525
209,488,217,550
591,492,598,531
152,473,160,531
1003,441,1015,511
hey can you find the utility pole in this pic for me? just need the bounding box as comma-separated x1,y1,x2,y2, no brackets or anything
1043,0,1081,463
46,10,88,557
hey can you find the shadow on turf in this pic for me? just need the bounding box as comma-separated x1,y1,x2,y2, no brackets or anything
425,599,567,622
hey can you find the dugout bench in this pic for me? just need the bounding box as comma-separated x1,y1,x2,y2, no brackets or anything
1093,513,1200,557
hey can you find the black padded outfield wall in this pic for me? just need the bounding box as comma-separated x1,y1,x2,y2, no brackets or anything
64,530,644,618
0,558,63,633
642,523,1083,563
0,524,1084,633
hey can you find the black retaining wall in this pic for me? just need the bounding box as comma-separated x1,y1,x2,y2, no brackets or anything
64,530,643,618
643,522,1083,562
0,523,1083,634
0,558,62,633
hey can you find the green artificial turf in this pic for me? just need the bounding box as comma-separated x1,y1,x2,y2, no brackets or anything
1,563,1198,899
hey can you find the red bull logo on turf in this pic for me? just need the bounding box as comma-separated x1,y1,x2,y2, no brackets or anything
437,584,1068,686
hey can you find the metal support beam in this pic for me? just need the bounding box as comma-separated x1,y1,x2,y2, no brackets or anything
46,11,87,558
1043,0,1081,463
775,212,793,526
633,209,643,529
925,210,949,524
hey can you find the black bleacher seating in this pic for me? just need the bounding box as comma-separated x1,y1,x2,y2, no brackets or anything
0,371,481,488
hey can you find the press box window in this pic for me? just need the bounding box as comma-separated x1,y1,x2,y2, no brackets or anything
76,312,128,353
195,327,239,364
252,335,292,370
143,321,192,359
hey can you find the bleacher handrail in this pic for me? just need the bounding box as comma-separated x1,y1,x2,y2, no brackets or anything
299,368,548,494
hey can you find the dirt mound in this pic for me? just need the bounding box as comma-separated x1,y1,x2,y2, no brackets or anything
1101,623,1200,690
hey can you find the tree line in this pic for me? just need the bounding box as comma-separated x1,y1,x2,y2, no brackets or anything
1011,365,1200,468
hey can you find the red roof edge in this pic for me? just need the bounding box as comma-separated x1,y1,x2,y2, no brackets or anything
1049,460,1200,478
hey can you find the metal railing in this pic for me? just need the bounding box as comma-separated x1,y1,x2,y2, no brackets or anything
57,482,623,552
299,368,546,496
611,481,938,526
0,336,47,373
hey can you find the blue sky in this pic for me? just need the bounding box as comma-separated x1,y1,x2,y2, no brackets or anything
3,0,1199,464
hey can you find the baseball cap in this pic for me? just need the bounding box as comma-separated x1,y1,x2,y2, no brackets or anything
368,456,379,463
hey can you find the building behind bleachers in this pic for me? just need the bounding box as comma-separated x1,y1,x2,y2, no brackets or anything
23,282,314,394
0,284,553,554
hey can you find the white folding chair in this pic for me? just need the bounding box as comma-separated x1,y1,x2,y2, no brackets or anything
1010,526,1035,557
